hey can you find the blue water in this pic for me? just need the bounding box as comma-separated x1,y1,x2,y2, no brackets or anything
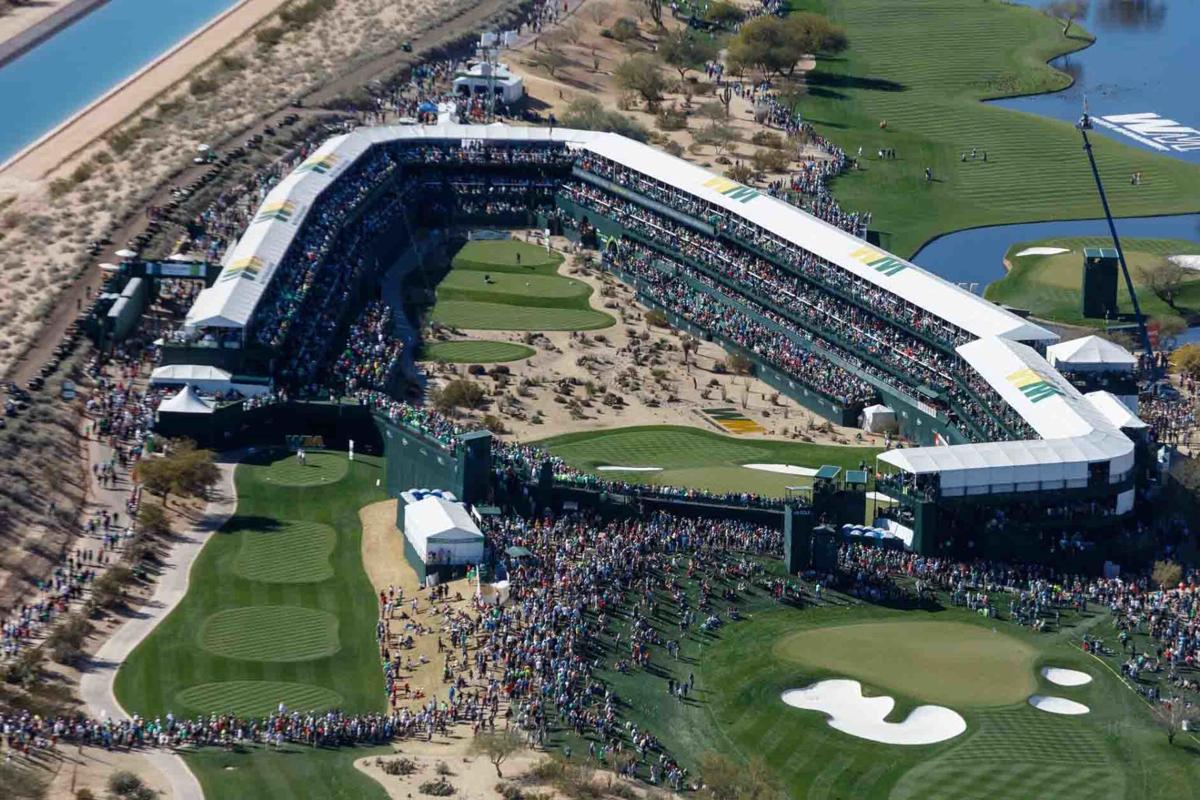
0,0,237,163
912,214,1200,288
992,0,1200,163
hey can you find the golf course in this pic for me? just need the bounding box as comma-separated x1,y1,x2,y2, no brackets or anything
987,236,1200,328
420,339,536,364
794,0,1200,257
431,239,614,331
114,450,389,799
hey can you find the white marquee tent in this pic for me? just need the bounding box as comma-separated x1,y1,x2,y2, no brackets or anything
157,385,215,415
403,496,484,566
1046,335,1137,372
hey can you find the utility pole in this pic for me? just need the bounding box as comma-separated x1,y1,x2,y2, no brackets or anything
1076,99,1157,376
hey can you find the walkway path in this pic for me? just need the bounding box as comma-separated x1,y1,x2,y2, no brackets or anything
77,456,240,800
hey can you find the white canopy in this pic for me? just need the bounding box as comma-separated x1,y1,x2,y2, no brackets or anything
158,385,215,415
861,404,897,433
151,364,232,384
880,338,1135,493
403,496,484,565
1046,335,1137,372
1085,390,1148,430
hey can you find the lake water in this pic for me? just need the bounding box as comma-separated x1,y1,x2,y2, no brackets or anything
912,213,1200,288
993,0,1200,163
0,0,237,164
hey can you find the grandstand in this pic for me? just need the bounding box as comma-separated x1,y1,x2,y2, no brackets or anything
164,124,1148,559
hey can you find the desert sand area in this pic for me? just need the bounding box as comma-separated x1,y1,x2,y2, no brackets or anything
424,243,877,448
0,0,527,379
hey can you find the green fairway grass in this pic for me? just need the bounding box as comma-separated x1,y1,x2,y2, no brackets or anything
775,621,1037,707
793,0,1200,257
593,571,1199,799
185,745,391,800
987,236,1200,327
244,449,349,487
452,239,560,273
539,425,880,498
420,339,536,363
433,239,614,331
115,450,387,797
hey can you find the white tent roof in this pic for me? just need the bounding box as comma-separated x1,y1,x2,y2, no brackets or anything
880,338,1135,487
1085,390,1148,429
1046,335,1137,369
404,496,483,546
189,123,1054,345
150,364,232,384
158,385,215,415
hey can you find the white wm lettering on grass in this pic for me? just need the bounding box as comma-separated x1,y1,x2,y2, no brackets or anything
1098,113,1200,152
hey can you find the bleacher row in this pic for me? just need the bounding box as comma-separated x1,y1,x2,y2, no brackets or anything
226,138,1036,448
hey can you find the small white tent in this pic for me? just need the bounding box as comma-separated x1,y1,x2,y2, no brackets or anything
1046,335,1136,372
404,496,484,567
158,385,215,415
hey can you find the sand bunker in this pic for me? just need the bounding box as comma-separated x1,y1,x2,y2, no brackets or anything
1170,254,1200,271
743,463,819,476
595,465,662,472
1028,695,1089,715
1041,667,1093,687
781,679,966,745
1015,246,1071,257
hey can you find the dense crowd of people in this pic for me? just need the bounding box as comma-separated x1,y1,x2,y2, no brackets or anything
332,300,404,394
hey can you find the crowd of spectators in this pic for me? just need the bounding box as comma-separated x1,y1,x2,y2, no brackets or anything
332,300,404,394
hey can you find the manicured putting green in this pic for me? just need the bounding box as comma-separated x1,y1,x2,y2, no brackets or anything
245,450,348,487
198,606,340,662
452,239,561,272
775,621,1036,707
234,520,336,584
433,300,613,330
177,681,344,718
421,340,536,363
438,270,589,299
541,425,880,499
987,236,1200,328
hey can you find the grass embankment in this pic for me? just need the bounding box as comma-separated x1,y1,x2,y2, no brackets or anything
792,0,1200,257
539,424,880,498
114,450,388,799
987,236,1200,328
432,239,613,331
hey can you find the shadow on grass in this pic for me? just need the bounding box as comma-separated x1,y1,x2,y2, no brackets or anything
218,515,285,535
806,70,906,94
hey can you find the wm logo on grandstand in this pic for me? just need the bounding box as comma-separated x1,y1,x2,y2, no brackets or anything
220,256,264,282
1006,368,1062,403
850,245,908,277
297,153,340,174
255,201,295,224
703,176,759,204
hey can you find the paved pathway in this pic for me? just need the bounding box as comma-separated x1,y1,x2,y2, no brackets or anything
78,457,240,800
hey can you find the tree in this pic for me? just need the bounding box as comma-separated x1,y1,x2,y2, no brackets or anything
1172,343,1200,379
586,0,612,27
469,730,523,778
658,28,718,81
1139,258,1189,309
609,17,639,43
726,352,753,375
433,378,486,413
560,96,650,142
137,501,172,538
1151,698,1194,746
530,48,569,78
728,13,846,78
703,0,746,29
614,54,668,109
108,770,155,800
136,457,179,506
1152,559,1183,590
681,334,699,369
0,762,48,800
1046,0,1090,36
643,0,663,29
172,442,220,499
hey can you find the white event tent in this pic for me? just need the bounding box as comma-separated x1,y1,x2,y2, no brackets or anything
403,496,484,568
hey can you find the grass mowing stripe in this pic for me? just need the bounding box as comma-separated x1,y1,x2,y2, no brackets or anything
789,0,1200,257
420,339,535,363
